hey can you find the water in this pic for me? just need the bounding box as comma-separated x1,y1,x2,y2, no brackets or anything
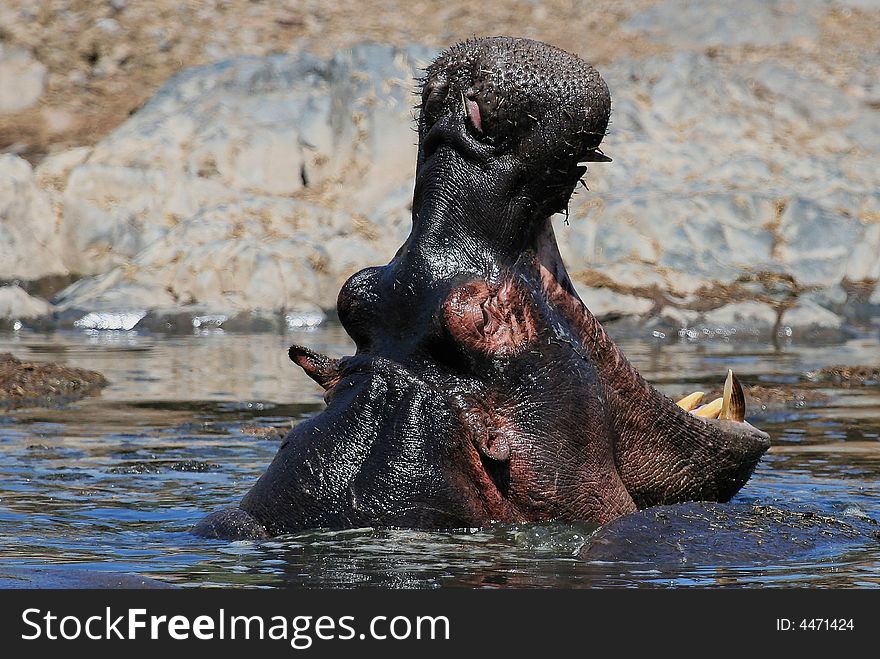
0,326,878,588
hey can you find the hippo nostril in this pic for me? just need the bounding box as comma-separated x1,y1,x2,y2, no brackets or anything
421,76,449,124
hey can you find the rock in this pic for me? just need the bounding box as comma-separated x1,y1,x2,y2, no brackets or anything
95,18,121,36
776,197,865,285
782,298,845,331
751,60,859,126
0,353,107,409
0,155,67,281
847,40,880,103
58,162,229,276
839,0,880,9
843,224,880,282
576,286,654,319
700,301,779,330
677,297,845,338
547,48,878,333
846,111,880,154
53,197,338,320
52,45,434,316
41,107,76,135
623,0,823,49
0,43,47,113
34,147,93,191
813,365,880,386
0,285,52,322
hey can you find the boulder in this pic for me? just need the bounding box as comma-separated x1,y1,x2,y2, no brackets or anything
0,352,107,409
0,285,52,323
552,48,880,335
0,44,47,113
51,45,433,325
0,155,67,282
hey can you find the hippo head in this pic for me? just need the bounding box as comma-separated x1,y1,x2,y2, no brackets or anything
195,37,769,540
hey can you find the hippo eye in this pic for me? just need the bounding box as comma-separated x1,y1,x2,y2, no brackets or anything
421,77,449,124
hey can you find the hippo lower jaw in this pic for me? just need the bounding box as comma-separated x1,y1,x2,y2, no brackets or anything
194,36,770,540
435,227,770,522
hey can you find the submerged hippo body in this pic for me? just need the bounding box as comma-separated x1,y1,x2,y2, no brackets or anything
580,502,879,566
195,37,770,540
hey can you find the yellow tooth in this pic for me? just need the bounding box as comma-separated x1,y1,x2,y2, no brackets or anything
719,368,746,422
692,397,723,418
676,391,705,411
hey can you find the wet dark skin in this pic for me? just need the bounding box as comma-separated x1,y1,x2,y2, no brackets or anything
194,37,770,540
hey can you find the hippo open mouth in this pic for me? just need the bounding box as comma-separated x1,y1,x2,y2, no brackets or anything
195,37,770,540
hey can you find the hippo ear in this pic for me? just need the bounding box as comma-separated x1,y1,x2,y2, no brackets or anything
461,406,513,463
288,345,340,391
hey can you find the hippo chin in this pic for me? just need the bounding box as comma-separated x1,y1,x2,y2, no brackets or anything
195,36,770,540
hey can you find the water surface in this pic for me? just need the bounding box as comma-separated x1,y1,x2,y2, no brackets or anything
0,326,878,587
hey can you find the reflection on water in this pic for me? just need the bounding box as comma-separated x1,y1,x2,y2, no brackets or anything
0,326,878,588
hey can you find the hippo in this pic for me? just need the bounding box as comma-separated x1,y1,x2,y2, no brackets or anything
194,36,770,540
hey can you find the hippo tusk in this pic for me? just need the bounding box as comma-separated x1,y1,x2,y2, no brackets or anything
676,391,705,411
719,369,746,422
692,397,723,419
688,370,746,422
